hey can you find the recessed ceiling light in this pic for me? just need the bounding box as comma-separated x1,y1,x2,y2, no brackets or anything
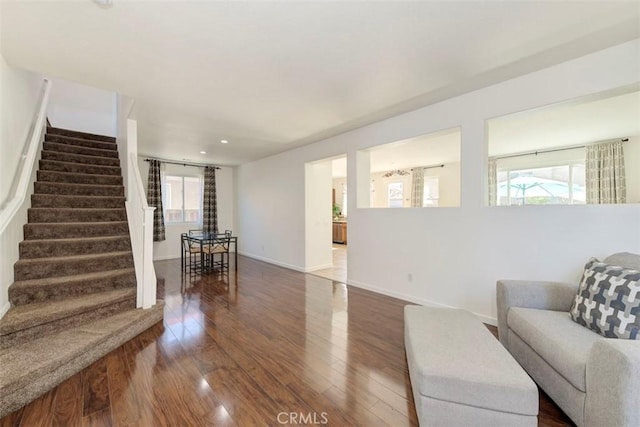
200,151,206,154
221,140,229,144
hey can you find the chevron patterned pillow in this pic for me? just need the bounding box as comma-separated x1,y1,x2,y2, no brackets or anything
569,258,640,340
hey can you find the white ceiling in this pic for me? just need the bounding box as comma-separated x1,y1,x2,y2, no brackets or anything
2,1,639,166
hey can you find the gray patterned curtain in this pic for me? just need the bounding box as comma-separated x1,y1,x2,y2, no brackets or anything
203,166,218,233
146,160,165,241
586,141,626,204
410,167,425,207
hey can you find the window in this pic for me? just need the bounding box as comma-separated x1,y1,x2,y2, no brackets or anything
497,163,585,206
388,182,404,207
423,177,439,207
358,127,461,208
163,175,202,223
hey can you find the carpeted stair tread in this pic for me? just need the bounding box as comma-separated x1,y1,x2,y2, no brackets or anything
0,301,164,417
0,288,136,336
14,251,133,281
9,268,136,306
0,126,164,416
19,235,131,259
37,170,122,185
46,127,116,143
39,159,121,176
41,150,120,167
28,207,127,223
43,141,119,159
31,194,125,208
34,181,124,197
45,133,117,151
24,221,128,239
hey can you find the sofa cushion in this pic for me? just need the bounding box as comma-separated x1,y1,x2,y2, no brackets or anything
570,258,640,340
508,307,601,392
604,252,640,270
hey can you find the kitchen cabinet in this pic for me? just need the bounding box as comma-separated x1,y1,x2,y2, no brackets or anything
332,222,347,244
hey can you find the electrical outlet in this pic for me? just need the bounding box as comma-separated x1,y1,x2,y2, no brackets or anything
407,273,413,282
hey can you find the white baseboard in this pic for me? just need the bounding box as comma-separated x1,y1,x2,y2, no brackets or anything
0,302,10,319
155,250,498,326
238,251,306,273
153,254,181,261
305,263,333,273
347,279,497,326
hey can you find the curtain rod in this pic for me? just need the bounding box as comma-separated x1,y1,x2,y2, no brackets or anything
144,157,221,169
493,138,629,161
411,164,445,171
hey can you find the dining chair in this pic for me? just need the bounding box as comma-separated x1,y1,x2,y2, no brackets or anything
203,236,231,272
181,233,203,273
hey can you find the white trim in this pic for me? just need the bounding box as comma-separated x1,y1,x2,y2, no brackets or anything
0,79,51,234
347,279,497,325
238,251,306,272
234,252,499,325
153,254,181,261
305,263,334,273
0,302,10,319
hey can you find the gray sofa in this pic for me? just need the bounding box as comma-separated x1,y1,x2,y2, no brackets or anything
497,252,640,427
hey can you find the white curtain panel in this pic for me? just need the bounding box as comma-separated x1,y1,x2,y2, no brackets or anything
411,167,425,207
487,158,497,206
586,141,626,204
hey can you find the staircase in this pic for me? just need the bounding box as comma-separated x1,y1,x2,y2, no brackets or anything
0,127,163,417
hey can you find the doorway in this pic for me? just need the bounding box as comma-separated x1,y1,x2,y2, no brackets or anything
304,155,348,283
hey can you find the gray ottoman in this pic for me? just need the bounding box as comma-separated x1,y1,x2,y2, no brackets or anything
405,306,538,426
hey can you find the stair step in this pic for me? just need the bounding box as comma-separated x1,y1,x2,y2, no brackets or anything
45,133,117,151
46,127,116,143
0,288,137,349
34,181,124,197
37,169,123,185
0,302,163,417
41,150,120,167
9,268,137,306
39,159,121,176
28,208,127,223
19,235,131,259
31,194,125,209
24,221,128,239
43,141,119,159
14,251,134,281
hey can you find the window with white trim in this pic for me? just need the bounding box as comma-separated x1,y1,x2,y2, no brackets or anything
163,175,203,223
497,162,585,206
387,182,404,208
423,176,439,207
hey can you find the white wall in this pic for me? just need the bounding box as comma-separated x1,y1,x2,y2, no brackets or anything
0,56,44,317
305,161,332,271
47,78,116,137
137,158,235,261
237,39,640,323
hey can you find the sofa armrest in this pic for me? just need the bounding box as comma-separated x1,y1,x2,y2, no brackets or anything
496,280,577,347
585,339,640,427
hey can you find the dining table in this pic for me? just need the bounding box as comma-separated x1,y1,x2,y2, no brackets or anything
186,232,238,272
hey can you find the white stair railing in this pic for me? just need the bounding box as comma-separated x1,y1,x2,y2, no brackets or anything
0,79,51,232
0,79,51,318
123,128,156,309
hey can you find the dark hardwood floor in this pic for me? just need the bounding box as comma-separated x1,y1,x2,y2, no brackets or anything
1,256,574,426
